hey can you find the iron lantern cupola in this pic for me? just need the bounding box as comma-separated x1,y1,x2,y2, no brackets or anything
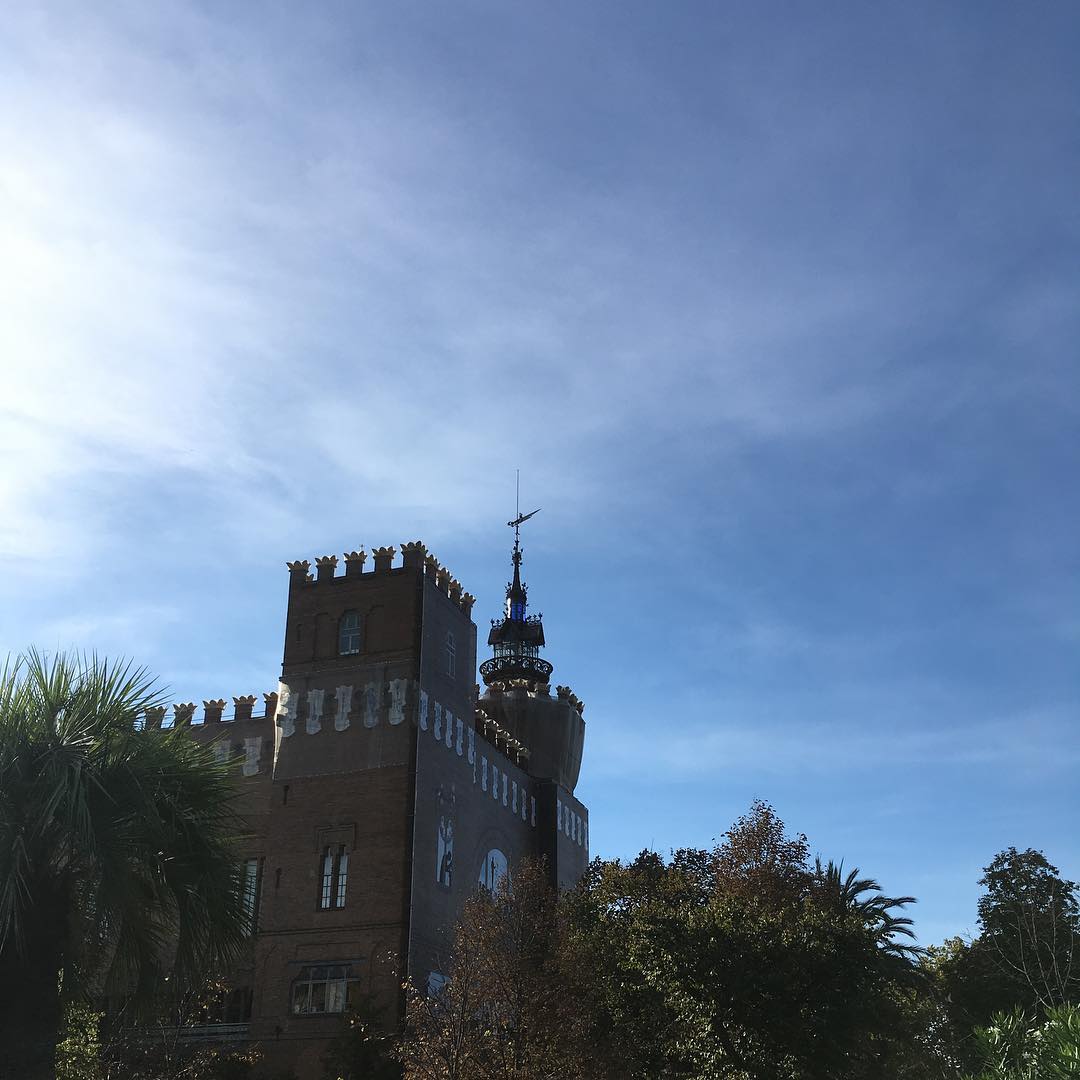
481,523,553,689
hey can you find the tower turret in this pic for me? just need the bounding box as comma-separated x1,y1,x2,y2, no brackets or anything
478,510,585,792
481,524,553,689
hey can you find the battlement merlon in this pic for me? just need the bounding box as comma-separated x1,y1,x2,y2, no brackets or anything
173,702,196,727
401,540,427,569
234,695,257,721
372,545,396,573
286,559,312,588
202,699,226,724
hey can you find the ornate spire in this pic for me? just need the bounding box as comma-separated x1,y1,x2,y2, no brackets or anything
506,531,528,621
482,508,551,689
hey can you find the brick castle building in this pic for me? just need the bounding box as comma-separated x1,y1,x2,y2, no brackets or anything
163,531,589,1077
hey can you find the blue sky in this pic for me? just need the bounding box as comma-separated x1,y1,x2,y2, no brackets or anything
2,1,1077,944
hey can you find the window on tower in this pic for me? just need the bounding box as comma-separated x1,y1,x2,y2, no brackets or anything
291,965,361,1015
479,848,508,893
318,844,349,909
338,611,362,655
445,631,456,677
241,857,261,933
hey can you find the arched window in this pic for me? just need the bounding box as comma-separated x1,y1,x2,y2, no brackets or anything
445,631,456,677
478,848,508,893
338,611,362,656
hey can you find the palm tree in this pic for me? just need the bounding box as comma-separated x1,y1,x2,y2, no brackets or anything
813,857,921,961
0,650,248,1079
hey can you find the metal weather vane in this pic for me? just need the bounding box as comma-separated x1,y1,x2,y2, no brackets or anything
507,469,540,547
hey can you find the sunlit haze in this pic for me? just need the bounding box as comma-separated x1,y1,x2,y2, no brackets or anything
2,2,1078,944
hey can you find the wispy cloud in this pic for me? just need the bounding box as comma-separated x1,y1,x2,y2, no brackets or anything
0,4,966,572
586,707,1079,781
2,3,1076,943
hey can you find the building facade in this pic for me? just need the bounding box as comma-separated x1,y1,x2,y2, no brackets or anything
171,536,589,1078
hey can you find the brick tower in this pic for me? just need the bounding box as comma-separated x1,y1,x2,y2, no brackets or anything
185,536,590,1078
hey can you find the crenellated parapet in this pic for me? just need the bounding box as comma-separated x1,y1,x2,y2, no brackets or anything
175,691,278,780
420,552,474,616
556,685,585,715
146,694,280,729
281,540,476,618
476,704,531,765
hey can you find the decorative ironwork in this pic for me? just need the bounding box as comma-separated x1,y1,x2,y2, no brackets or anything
480,654,553,682
490,615,544,629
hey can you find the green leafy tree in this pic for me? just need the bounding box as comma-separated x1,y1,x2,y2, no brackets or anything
0,650,249,1080
922,935,1018,1074
564,802,925,1080
918,850,1080,1075
977,848,1080,1010
322,1000,402,1080
399,858,589,1080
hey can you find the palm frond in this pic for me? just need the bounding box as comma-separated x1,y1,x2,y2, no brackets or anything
0,650,245,1012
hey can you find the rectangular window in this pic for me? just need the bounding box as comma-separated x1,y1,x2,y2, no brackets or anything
335,850,348,908
291,965,361,1015
241,857,260,932
318,845,348,910
338,612,362,655
320,847,334,909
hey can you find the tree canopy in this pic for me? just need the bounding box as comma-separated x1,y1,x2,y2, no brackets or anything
0,650,248,1080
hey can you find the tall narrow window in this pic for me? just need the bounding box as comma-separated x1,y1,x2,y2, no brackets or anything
338,611,362,656
241,857,260,933
320,847,334,909
445,631,456,677
334,849,349,908
318,844,348,910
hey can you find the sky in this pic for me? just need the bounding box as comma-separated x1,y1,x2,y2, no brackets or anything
2,1,1077,945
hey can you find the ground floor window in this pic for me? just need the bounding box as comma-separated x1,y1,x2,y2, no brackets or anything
291,965,362,1015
